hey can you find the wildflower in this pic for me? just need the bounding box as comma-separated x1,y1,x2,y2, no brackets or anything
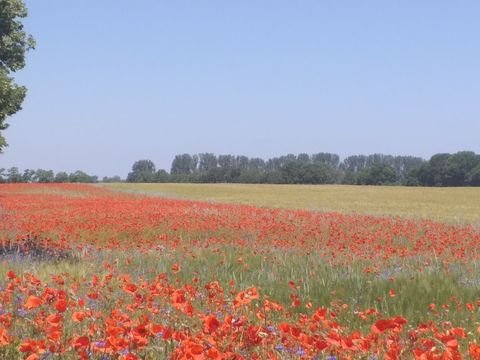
24,295,44,310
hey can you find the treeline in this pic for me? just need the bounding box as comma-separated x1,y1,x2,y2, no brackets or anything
0,167,121,183
127,151,480,186
4,150,480,186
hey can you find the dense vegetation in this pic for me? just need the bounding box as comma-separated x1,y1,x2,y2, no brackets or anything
0,167,106,183
3,150,479,186
0,0,35,152
127,151,480,186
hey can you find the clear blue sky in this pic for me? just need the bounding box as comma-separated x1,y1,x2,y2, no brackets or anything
2,1,480,177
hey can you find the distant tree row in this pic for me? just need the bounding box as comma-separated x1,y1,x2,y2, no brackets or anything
409,152,480,186
5,150,479,186
164,152,424,185
0,167,110,183
126,151,480,186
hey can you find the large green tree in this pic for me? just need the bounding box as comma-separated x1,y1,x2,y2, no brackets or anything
0,0,35,152
127,160,156,182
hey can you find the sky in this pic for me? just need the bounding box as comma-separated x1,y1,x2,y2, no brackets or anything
2,1,480,177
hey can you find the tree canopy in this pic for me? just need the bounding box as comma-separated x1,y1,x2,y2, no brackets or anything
126,151,480,187
0,167,100,183
0,0,35,152
127,160,157,182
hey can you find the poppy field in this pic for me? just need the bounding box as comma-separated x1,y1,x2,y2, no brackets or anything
1,184,480,359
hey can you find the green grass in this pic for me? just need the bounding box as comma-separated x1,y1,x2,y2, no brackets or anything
2,246,479,333
103,183,480,225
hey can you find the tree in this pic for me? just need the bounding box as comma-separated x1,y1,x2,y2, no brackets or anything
127,159,156,182
236,155,249,170
198,153,218,172
444,151,480,186
280,162,335,184
428,153,451,186
404,168,421,186
469,164,480,186
102,175,122,183
263,170,284,184
278,154,297,168
6,166,22,182
22,168,35,182
341,171,358,185
0,0,35,152
340,155,368,172
297,153,310,164
393,156,424,184
265,157,281,171
54,171,69,183
415,154,448,186
69,170,96,183
218,154,236,169
154,169,169,183
248,157,265,171
312,152,340,168
171,154,197,175
357,164,397,185
36,169,54,183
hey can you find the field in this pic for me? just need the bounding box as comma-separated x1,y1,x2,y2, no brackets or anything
104,183,480,225
1,183,480,359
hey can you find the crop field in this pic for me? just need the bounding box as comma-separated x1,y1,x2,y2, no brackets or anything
105,183,480,225
1,183,480,359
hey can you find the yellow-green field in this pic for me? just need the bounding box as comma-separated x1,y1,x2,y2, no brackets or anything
102,183,480,225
